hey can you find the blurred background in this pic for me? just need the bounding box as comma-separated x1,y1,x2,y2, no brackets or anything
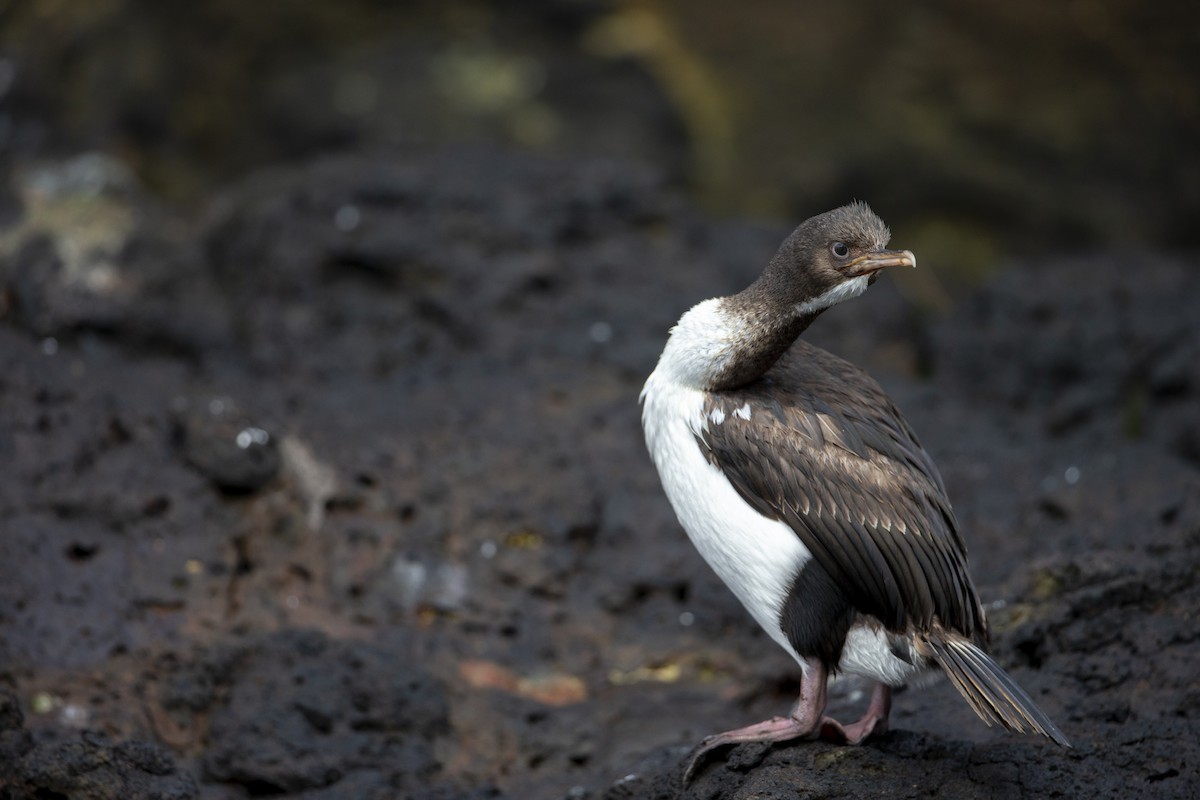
2,0,1197,294
3,3,1200,798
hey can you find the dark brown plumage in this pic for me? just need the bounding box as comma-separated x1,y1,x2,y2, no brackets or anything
695,342,1065,744
698,343,983,639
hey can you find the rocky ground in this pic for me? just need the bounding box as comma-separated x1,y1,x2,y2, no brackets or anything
0,145,1197,800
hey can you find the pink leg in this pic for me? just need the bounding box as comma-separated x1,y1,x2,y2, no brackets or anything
684,664,893,783
819,681,892,744
684,660,829,782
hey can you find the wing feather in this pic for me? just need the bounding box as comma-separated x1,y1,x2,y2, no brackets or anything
698,342,986,639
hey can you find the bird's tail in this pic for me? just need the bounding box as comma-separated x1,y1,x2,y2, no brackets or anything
921,631,1071,747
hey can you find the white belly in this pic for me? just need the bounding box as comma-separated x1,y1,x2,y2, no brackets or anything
641,368,927,686
641,370,812,669
840,625,929,686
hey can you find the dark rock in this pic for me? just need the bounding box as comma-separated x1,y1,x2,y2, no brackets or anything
0,155,230,358
0,690,34,784
1,143,1197,800
195,629,451,796
172,396,280,493
1,714,198,800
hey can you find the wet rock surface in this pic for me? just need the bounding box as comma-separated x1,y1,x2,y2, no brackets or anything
1,148,1198,800
0,688,198,800
192,630,451,796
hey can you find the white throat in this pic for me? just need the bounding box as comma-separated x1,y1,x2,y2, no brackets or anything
794,274,870,316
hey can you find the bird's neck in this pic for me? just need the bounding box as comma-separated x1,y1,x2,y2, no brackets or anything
655,285,818,393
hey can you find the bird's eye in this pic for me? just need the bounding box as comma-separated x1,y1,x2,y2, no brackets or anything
831,242,850,258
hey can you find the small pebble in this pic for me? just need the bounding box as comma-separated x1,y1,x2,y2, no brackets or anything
334,204,361,232
31,691,56,714
588,321,613,343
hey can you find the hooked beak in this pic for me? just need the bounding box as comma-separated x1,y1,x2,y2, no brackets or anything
843,248,917,278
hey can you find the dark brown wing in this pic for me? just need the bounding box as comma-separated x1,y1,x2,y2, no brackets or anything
696,342,987,640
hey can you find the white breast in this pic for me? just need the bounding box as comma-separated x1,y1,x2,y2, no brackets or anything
641,366,813,672
640,298,928,686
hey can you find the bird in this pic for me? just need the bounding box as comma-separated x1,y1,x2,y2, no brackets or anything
639,201,1069,779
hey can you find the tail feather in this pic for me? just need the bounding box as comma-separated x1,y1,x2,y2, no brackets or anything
924,633,1071,748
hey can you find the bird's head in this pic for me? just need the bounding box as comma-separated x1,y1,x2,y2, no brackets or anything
759,201,915,318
